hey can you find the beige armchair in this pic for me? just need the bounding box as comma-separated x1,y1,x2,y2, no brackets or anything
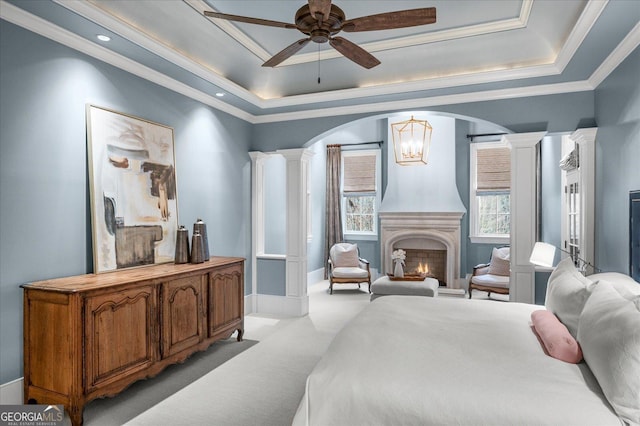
468,246,510,299
328,243,371,294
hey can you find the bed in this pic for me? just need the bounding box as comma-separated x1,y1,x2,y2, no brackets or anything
293,263,640,426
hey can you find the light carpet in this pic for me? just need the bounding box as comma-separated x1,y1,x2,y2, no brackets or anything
124,282,372,426
80,339,258,425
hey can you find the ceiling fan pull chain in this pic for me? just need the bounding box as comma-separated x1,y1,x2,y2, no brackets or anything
317,44,321,84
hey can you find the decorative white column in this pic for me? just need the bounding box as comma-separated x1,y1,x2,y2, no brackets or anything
505,132,546,303
248,151,269,314
277,148,314,316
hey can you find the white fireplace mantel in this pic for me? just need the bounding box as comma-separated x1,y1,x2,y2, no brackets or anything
380,211,464,289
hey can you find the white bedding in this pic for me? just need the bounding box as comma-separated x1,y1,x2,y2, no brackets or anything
292,296,621,426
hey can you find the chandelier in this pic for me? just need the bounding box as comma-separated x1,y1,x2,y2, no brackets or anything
391,116,433,166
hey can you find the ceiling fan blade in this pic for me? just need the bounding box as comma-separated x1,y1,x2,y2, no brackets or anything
342,8,436,32
204,11,297,30
329,36,380,69
262,38,312,67
308,0,332,21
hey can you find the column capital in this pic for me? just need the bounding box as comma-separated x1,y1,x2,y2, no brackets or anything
248,151,270,162
570,128,598,146
276,148,314,161
503,131,547,148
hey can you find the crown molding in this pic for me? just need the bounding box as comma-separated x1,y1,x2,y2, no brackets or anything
185,0,272,63
40,0,603,111
207,0,533,67
53,0,263,107
251,80,594,124
282,1,533,66
589,20,640,88
554,0,608,72
259,63,561,109
0,0,254,122
54,0,564,110
1,0,634,126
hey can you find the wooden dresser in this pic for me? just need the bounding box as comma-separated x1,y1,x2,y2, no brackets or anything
22,257,244,426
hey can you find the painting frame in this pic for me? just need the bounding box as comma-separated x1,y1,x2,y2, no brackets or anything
86,105,178,273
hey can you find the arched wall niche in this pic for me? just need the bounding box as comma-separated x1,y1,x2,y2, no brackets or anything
301,110,508,287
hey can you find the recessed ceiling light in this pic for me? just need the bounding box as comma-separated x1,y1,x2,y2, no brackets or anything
215,92,225,97
97,34,111,42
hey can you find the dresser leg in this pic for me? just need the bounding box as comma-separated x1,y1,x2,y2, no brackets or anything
236,327,244,342
69,403,84,426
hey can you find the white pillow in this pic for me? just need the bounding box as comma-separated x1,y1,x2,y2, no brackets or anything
488,247,510,276
590,272,640,299
332,244,359,267
545,257,595,338
578,281,640,425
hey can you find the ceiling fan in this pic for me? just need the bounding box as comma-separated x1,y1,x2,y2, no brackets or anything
203,0,436,69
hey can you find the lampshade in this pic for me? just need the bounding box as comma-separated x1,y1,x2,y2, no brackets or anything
391,116,432,166
529,242,556,268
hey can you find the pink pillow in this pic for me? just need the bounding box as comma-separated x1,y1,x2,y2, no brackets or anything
531,310,583,363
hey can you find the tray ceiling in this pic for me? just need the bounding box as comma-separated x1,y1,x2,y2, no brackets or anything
1,0,638,122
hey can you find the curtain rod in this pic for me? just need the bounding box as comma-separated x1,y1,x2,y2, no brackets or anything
328,141,383,148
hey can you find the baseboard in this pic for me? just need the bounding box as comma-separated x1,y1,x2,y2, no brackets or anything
244,294,255,315
307,268,325,286
255,294,309,317
0,377,23,404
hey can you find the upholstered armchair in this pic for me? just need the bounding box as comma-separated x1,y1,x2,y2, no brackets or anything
328,243,371,294
468,246,510,299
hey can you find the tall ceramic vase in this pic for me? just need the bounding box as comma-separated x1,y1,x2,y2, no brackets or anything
394,260,404,278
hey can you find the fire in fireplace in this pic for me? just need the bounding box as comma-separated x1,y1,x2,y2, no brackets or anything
399,248,447,285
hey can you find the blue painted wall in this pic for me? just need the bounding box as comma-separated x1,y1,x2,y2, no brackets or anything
1,18,637,386
256,258,286,296
0,22,252,383
594,47,640,274
263,155,286,255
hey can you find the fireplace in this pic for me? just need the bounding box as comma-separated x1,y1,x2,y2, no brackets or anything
378,116,466,289
380,212,464,289
397,248,447,285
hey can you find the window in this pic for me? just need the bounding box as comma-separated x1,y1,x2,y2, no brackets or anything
342,150,380,238
470,141,511,243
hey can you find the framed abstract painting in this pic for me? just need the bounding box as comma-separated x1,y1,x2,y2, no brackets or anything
86,105,178,273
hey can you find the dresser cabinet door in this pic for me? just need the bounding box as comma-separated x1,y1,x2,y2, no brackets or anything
208,263,243,338
161,275,205,357
84,286,156,392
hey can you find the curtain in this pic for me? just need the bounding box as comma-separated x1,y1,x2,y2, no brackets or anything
324,144,343,278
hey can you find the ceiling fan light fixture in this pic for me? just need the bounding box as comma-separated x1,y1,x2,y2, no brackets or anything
391,116,433,166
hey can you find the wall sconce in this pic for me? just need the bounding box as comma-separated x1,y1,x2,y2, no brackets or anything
391,116,432,166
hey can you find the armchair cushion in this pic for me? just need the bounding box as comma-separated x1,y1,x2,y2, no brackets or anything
331,243,360,267
471,273,510,288
332,267,370,279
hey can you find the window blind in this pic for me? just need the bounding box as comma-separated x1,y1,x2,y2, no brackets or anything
476,147,511,192
343,153,376,193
